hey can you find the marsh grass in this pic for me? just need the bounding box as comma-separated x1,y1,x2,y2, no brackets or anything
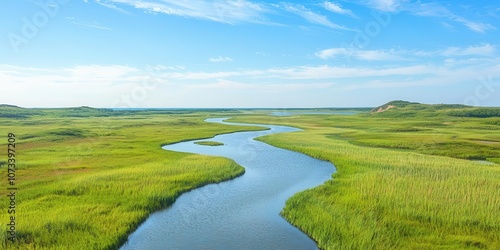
0,110,263,249
1,105,499,249
232,110,500,249
194,141,224,146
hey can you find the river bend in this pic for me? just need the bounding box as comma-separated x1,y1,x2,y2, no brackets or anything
121,118,335,250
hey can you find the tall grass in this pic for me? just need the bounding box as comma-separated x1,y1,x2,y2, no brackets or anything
2,107,499,249
232,113,500,249
0,112,263,249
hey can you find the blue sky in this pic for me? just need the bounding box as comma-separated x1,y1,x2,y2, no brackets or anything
1,0,499,108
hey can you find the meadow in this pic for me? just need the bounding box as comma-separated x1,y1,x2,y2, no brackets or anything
0,106,264,249
1,102,499,249
231,102,500,249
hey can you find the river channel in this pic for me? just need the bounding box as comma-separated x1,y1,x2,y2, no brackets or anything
121,118,335,250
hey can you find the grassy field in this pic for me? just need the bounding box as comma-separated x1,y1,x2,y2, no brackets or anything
1,103,499,249
232,102,500,249
0,107,264,249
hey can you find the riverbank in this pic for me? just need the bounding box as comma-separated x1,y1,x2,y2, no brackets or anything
121,118,334,250
2,105,498,249
231,110,500,249
0,110,265,249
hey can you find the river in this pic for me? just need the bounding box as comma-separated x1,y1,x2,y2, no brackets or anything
121,118,335,250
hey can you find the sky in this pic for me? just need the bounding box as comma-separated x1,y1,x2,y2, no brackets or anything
1,0,499,108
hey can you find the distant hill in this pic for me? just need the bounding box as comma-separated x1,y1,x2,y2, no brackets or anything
0,105,220,118
0,105,115,118
370,100,420,113
0,104,40,118
0,104,23,108
370,100,500,118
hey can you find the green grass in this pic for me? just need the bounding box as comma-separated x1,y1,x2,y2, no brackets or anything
231,105,500,250
194,141,224,146
0,108,264,249
2,104,499,249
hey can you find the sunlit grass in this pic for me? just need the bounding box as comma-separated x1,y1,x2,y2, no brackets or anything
0,111,264,249
2,105,499,249
232,112,500,249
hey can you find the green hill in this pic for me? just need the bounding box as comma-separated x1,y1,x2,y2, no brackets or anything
370,100,420,113
0,104,41,118
370,100,499,118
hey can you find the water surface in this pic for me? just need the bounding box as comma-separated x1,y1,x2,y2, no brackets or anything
121,118,335,250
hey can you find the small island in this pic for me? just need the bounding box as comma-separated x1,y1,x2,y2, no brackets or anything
194,141,224,146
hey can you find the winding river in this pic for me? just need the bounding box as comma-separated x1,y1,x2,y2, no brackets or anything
121,118,335,250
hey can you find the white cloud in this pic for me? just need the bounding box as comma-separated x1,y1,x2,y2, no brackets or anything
94,0,131,15
316,44,497,61
164,71,248,80
209,56,233,63
70,19,113,31
342,77,441,91
147,65,185,71
2,58,500,107
322,1,356,17
366,0,405,12
187,79,333,92
443,57,500,68
106,0,269,24
126,67,457,80
440,22,455,30
280,3,350,30
409,2,494,33
0,65,141,86
316,47,403,61
265,64,435,80
418,4,496,34
187,79,254,90
362,1,494,33
63,65,138,78
0,65,149,107
458,19,495,33
441,44,495,57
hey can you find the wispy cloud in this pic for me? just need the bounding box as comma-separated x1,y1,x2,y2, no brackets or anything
94,0,131,15
441,44,495,57
316,44,497,61
74,21,113,31
209,56,233,63
457,18,495,33
186,79,332,92
63,65,138,78
105,0,269,24
415,3,495,33
440,22,455,30
163,70,253,80
280,3,351,30
98,1,356,29
265,64,434,80
322,1,356,18
362,1,495,33
316,47,403,61
0,64,145,107
364,0,405,12
2,58,500,107
147,65,185,71
7,61,499,83
66,17,113,31
150,64,435,81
